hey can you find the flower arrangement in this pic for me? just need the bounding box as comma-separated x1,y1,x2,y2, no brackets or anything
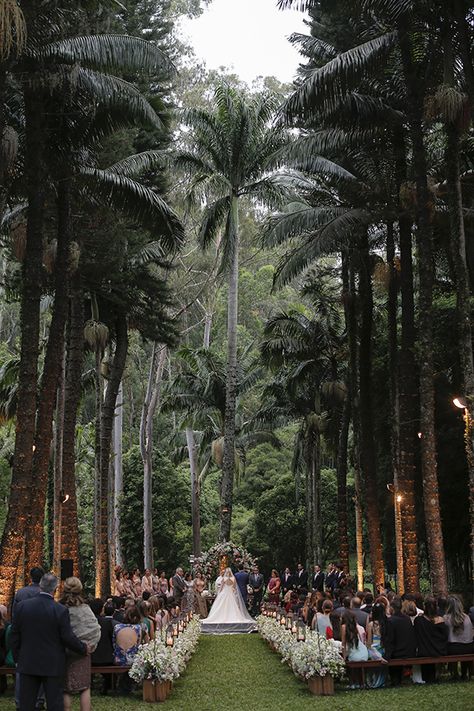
257,616,345,681
290,632,345,680
192,541,256,581
129,618,201,684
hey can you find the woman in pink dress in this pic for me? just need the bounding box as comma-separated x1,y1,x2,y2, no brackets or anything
113,571,126,597
159,571,169,597
141,568,153,595
132,568,142,598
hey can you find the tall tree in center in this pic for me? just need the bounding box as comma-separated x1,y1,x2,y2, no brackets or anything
178,84,289,540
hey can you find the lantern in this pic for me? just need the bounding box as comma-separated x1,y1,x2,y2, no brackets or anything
297,620,306,642
166,626,174,647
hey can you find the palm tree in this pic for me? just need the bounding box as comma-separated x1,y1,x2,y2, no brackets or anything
177,84,291,541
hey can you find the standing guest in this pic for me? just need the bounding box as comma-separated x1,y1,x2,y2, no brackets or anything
171,568,186,607
0,605,8,694
12,567,44,618
341,610,368,688
335,563,346,590
122,571,133,598
267,570,281,604
281,567,293,596
311,565,325,593
414,596,448,683
386,596,416,686
158,571,169,598
131,569,142,598
249,565,264,616
141,569,154,595
61,578,101,711
181,573,195,613
351,597,369,630
325,563,336,593
11,566,45,711
11,573,88,711
444,595,474,680
193,573,208,619
90,600,115,696
295,563,308,593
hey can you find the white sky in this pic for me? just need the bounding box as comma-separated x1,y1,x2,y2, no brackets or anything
179,0,307,84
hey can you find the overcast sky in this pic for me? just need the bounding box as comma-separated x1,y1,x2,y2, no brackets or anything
179,0,306,84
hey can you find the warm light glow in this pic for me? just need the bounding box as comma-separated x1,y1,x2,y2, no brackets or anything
453,397,467,410
396,495,402,503
417,432,423,439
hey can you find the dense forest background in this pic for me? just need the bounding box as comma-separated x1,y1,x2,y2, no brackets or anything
0,0,472,602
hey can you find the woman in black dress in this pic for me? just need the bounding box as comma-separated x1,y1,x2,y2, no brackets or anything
414,596,448,683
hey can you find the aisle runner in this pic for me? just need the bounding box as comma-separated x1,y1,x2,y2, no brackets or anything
165,634,304,711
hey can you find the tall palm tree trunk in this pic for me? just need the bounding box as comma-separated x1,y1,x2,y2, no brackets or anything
398,23,448,594
358,233,385,587
25,178,72,569
52,350,66,577
186,428,201,556
219,196,239,542
337,254,351,574
96,312,128,596
446,123,474,591
0,89,46,602
312,431,322,565
140,344,167,571
60,274,83,577
113,381,124,568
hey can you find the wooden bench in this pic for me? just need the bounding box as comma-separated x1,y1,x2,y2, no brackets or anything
346,654,474,685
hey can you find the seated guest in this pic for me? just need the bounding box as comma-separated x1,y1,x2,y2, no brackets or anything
285,591,298,613
291,592,306,615
90,599,115,695
361,593,374,615
152,596,170,632
112,597,126,624
341,610,368,688
138,600,155,640
302,592,318,627
351,597,369,630
402,598,423,683
414,595,448,683
375,594,391,617
329,610,342,642
267,570,281,603
60,577,101,711
386,596,416,686
366,602,389,688
313,600,333,637
113,606,148,665
444,595,474,680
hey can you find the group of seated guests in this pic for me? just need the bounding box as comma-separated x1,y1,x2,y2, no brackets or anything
287,587,474,688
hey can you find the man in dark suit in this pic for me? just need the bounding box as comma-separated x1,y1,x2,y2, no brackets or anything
12,567,44,710
248,565,264,616
281,567,294,596
295,562,308,592
234,566,249,607
385,596,416,686
172,568,186,607
311,564,325,592
10,573,88,711
325,562,336,592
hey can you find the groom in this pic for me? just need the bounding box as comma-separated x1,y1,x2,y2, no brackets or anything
234,565,249,608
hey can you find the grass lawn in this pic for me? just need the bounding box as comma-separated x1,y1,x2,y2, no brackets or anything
0,635,472,711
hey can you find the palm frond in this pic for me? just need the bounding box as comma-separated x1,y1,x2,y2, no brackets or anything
40,34,173,74
78,168,184,252
198,195,231,250
107,150,167,176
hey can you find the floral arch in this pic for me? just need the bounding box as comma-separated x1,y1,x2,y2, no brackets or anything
192,541,256,581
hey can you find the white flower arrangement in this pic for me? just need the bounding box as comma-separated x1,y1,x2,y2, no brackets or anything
289,631,345,680
192,541,256,580
129,618,201,684
257,616,345,681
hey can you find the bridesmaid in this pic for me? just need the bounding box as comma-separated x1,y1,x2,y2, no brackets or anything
123,571,134,598
132,568,142,598
141,568,153,595
114,570,126,597
267,569,281,603
152,568,160,594
159,571,169,597
193,572,208,619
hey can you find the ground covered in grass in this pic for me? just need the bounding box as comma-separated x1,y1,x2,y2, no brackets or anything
0,634,472,711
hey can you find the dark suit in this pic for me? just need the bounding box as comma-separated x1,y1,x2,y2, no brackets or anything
281,572,294,595
312,571,325,592
295,569,308,591
172,574,186,606
12,583,41,619
386,612,417,685
11,592,86,711
249,573,264,616
234,571,249,605
325,570,336,591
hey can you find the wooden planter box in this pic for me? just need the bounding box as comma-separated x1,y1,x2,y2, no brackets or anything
308,674,335,696
142,679,171,703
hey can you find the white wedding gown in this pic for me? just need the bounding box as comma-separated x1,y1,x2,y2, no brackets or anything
201,576,256,634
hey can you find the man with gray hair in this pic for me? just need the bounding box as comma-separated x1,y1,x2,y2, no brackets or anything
11,573,88,711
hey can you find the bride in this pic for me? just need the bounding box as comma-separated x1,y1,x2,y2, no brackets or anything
201,567,256,634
